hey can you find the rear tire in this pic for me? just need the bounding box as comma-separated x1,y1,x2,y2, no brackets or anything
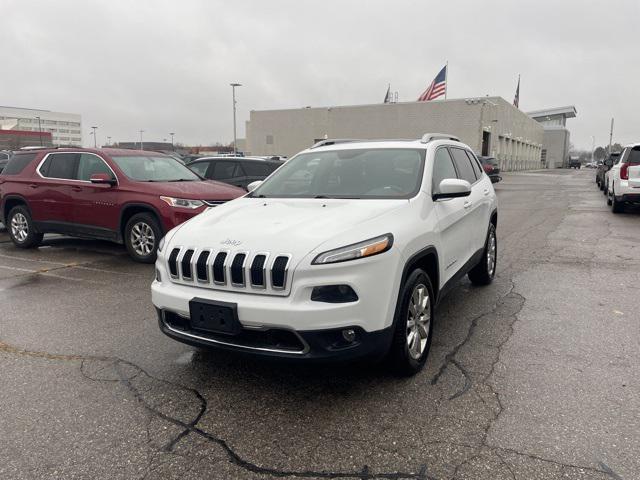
124,212,162,263
388,269,434,376
7,206,43,249
611,189,624,213
468,223,497,286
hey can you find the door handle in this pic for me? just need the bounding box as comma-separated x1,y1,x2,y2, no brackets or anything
483,189,490,196
464,201,473,209
29,184,38,189
71,186,82,192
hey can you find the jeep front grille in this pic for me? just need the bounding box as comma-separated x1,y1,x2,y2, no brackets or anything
168,247,292,294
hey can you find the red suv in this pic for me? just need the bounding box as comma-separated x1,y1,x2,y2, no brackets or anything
0,148,244,262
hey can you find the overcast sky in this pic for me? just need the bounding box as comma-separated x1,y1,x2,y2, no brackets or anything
1,0,637,150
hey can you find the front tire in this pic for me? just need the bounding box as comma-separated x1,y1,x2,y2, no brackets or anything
388,269,434,376
468,223,497,286
7,206,43,249
124,213,162,263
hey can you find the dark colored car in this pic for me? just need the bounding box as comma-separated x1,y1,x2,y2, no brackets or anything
596,152,620,190
0,151,11,173
0,148,244,262
478,156,501,183
569,158,581,169
187,156,284,190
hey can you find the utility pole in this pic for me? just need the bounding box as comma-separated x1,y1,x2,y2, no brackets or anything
91,126,98,148
36,116,42,146
591,135,595,162
608,118,614,154
230,83,242,154
139,130,144,150
169,132,175,150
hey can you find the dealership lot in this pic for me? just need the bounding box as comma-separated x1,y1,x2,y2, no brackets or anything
0,169,638,479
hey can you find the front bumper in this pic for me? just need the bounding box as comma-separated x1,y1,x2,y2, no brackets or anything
157,308,393,361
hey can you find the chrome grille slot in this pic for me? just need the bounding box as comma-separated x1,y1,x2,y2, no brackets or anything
196,251,210,282
203,200,227,207
168,248,180,277
250,254,267,288
230,253,247,286
271,256,290,290
181,249,195,280
212,252,228,284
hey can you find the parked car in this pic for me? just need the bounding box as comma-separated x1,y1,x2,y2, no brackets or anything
478,156,501,183
596,152,620,191
0,148,244,262
187,156,284,190
606,144,640,213
0,151,12,173
569,158,581,169
603,153,622,195
152,134,498,375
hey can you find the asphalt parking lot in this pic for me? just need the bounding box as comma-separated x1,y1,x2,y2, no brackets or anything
1,169,638,480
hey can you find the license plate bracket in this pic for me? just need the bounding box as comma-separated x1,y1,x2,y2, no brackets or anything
188,298,241,335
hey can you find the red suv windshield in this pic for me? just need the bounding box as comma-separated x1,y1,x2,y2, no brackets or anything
110,155,200,182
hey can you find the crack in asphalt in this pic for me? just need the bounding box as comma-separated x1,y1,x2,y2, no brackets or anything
0,340,437,480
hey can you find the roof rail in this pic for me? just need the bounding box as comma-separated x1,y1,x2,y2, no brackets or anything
310,139,362,149
420,133,460,143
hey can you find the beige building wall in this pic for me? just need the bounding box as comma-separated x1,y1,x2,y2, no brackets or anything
246,97,544,171
542,127,570,169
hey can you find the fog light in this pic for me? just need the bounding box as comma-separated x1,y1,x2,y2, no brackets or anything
155,268,162,282
342,329,356,343
311,285,358,303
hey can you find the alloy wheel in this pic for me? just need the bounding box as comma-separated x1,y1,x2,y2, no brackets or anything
406,284,431,360
487,229,497,277
10,212,29,243
131,221,155,257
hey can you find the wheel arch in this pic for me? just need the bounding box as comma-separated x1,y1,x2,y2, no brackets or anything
119,203,164,243
2,195,31,224
399,246,440,305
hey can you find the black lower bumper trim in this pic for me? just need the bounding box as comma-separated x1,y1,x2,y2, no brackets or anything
619,193,640,203
157,308,393,362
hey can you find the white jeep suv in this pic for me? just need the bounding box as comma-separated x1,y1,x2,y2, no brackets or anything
606,143,640,213
152,134,498,374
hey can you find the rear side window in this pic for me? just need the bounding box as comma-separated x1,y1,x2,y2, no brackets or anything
212,161,240,180
243,161,278,176
432,148,458,191
2,153,37,175
465,151,484,178
40,153,78,180
450,147,478,184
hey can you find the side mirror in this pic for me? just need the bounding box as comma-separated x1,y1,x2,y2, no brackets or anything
433,179,472,200
604,159,613,167
247,180,263,192
90,173,116,186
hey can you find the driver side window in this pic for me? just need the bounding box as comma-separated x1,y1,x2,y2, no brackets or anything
432,148,458,193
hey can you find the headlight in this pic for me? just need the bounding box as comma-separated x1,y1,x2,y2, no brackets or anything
157,236,165,253
159,196,204,209
312,234,393,265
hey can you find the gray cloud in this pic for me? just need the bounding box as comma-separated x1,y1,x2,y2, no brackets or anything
1,0,637,150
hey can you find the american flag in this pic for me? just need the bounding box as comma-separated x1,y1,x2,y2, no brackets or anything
513,75,520,108
418,65,447,101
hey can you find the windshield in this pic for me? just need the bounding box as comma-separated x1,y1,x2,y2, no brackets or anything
110,155,200,181
251,148,425,199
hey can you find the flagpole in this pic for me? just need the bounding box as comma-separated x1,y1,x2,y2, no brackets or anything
444,61,448,99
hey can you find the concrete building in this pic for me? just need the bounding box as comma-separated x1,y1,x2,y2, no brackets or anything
0,106,82,147
527,106,577,169
246,96,544,171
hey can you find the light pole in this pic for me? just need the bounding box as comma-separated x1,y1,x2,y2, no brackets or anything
91,126,98,148
169,132,175,150
230,83,242,154
139,130,144,150
35,116,43,146
591,135,595,163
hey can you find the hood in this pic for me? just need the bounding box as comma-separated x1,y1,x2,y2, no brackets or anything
136,179,244,200
169,197,406,259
